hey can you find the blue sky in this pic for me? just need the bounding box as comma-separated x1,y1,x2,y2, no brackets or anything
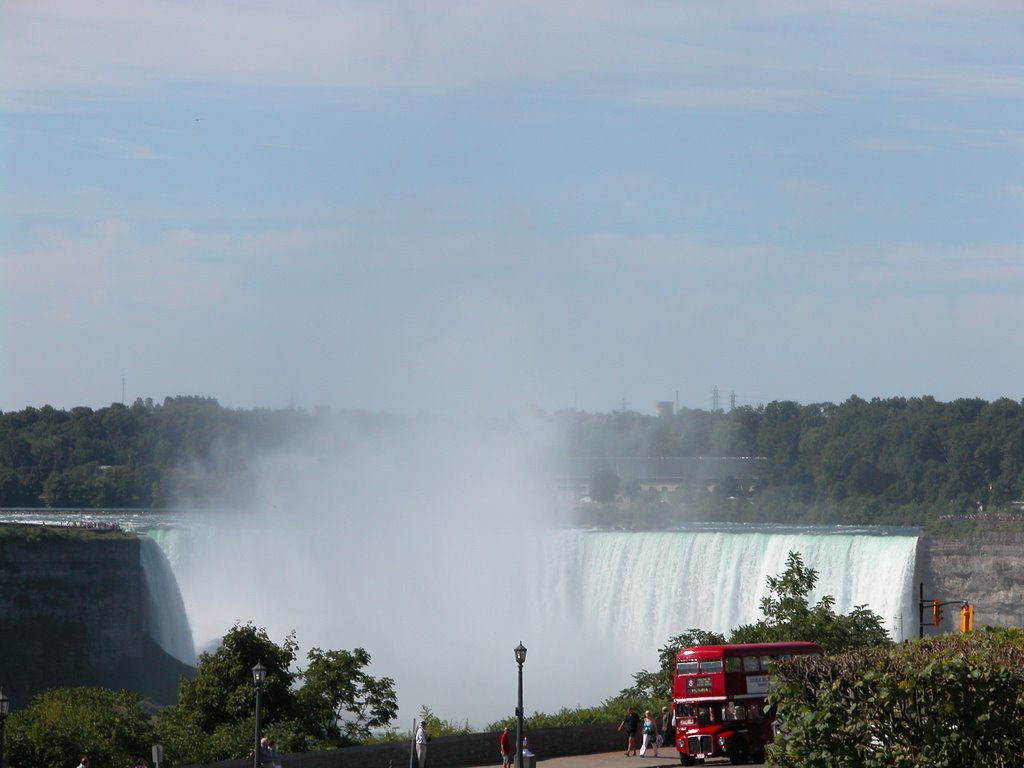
3,1,1023,418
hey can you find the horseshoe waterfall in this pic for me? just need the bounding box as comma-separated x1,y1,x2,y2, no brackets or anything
144,522,918,726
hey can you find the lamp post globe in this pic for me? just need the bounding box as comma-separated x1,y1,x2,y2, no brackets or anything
252,662,267,768
514,643,527,768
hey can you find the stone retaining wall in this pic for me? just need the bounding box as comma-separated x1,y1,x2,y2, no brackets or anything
184,724,625,768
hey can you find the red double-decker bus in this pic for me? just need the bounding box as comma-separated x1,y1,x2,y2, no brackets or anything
672,641,823,765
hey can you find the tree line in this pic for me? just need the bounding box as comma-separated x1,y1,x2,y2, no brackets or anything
563,396,1024,528
3,395,1024,528
0,396,392,509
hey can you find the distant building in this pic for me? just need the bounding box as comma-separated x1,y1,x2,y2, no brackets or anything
655,401,675,418
568,455,767,499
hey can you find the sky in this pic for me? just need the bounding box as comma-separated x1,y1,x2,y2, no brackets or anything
3,1,1023,418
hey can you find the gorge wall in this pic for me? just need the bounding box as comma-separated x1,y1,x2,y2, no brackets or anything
0,526,193,708
917,531,1024,630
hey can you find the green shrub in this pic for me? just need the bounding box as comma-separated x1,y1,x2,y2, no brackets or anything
768,629,1024,767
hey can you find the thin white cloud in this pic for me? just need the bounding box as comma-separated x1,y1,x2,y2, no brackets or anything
916,121,1024,151
3,0,1021,111
6,222,1022,316
4,220,1024,412
623,86,830,113
857,137,931,153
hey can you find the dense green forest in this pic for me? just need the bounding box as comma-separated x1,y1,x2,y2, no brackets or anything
2,395,1024,530
567,396,1024,529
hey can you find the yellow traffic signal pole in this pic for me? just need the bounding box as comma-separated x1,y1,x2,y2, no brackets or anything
959,602,975,632
919,583,974,637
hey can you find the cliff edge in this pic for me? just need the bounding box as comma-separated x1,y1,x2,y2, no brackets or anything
918,530,1024,630
0,524,194,708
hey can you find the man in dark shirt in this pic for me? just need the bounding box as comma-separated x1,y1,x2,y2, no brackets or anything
660,706,674,748
618,706,641,756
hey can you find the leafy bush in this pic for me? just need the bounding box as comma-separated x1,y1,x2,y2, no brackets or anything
768,629,1024,767
6,687,155,768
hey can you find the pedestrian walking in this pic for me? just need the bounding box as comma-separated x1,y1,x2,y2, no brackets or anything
659,705,673,749
638,710,659,757
618,707,641,756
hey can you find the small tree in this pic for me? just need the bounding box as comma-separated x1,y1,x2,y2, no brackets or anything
623,629,727,701
729,551,890,653
6,687,155,768
156,623,399,763
156,623,300,763
296,647,399,745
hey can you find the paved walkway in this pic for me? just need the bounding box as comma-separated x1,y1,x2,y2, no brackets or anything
463,752,753,768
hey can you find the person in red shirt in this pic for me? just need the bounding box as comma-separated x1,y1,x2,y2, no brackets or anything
499,726,512,767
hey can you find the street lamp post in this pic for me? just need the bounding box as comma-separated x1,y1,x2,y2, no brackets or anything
514,643,527,768
0,687,10,768
252,662,267,768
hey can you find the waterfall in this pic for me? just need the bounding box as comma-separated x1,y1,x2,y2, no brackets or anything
142,520,918,726
0,509,917,724
139,536,197,666
535,526,919,649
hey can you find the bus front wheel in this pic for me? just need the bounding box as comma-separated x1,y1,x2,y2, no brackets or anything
727,737,749,764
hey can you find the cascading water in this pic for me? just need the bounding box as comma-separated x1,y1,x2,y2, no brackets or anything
535,526,919,649
140,535,197,666
0,508,918,726
144,518,917,727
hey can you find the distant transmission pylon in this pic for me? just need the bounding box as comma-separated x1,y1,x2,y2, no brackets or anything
712,386,720,411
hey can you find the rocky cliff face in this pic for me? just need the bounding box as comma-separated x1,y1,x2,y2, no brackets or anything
0,525,193,707
917,532,1024,631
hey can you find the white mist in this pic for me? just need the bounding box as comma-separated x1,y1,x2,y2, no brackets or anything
153,415,919,729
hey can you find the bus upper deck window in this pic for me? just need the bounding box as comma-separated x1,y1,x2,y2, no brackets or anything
725,657,742,673
742,656,759,672
700,659,722,673
677,661,699,675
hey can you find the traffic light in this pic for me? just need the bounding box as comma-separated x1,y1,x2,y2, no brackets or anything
932,599,943,626
960,602,975,632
